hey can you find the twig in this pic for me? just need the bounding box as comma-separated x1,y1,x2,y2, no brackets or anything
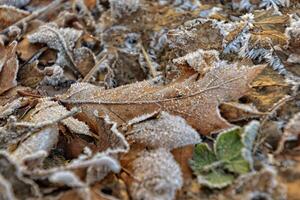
0,0,67,35
82,54,108,82
140,44,158,77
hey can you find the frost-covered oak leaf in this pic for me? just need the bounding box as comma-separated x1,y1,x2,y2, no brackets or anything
127,111,201,150
130,148,183,200
60,50,265,135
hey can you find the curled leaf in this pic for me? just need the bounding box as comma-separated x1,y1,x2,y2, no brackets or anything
130,148,183,200
127,111,201,150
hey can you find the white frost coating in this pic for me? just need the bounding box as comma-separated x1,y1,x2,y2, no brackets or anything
0,0,31,8
11,126,59,163
22,150,48,168
28,23,82,51
242,120,260,170
103,115,130,154
173,49,220,74
28,23,82,68
42,65,64,86
109,0,140,18
130,148,183,200
29,100,94,137
0,98,22,119
285,15,300,43
127,112,201,150
260,0,289,12
0,174,16,200
49,171,85,187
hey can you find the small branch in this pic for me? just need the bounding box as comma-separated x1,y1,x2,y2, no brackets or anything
82,54,107,82
140,44,158,77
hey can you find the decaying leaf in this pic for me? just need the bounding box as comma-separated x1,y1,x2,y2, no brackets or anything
28,23,83,77
61,51,265,135
0,151,40,199
130,148,183,200
0,0,299,199
0,5,29,30
126,111,201,150
0,41,19,95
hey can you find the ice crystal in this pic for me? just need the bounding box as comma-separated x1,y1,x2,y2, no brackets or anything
29,100,94,137
260,0,289,11
28,23,82,74
11,126,59,163
109,0,140,19
159,0,200,11
173,49,220,74
127,111,201,150
50,171,85,187
28,23,82,52
222,14,286,74
42,65,65,86
130,148,183,200
0,152,40,199
0,0,31,8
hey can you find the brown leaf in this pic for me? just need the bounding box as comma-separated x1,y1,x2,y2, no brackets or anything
61,53,265,135
0,5,29,30
0,41,19,95
219,102,264,122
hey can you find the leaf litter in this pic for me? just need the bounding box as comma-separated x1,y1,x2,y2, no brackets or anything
0,0,299,200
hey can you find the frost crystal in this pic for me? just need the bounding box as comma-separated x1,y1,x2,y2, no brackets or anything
109,0,140,18
11,126,59,163
28,23,82,52
260,0,289,12
173,49,220,75
0,0,31,8
130,148,183,200
42,65,65,86
28,23,82,74
127,112,201,150
50,171,85,187
29,100,94,137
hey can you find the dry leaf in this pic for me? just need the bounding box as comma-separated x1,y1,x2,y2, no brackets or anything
130,148,183,200
0,5,29,30
61,51,265,135
0,152,40,199
0,41,19,95
126,111,201,150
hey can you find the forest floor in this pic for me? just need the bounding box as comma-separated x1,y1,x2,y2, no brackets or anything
0,0,300,200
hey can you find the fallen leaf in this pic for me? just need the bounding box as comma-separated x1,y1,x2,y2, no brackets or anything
190,121,260,188
126,111,201,150
0,5,29,30
0,41,19,95
61,51,265,135
129,148,183,200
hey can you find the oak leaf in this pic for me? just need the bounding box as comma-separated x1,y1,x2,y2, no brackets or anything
61,52,265,135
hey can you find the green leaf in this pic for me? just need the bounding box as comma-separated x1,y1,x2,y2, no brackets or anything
190,143,217,173
197,170,234,189
242,120,260,169
224,155,250,174
190,121,260,189
215,127,243,161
